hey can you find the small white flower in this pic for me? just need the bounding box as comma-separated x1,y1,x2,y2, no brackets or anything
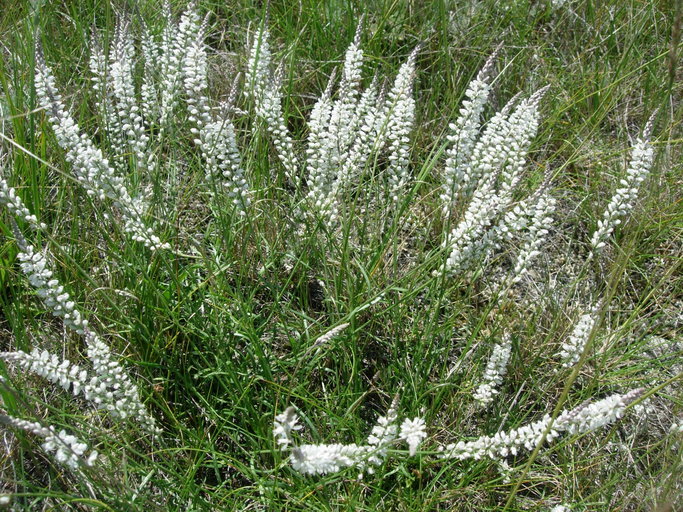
439,389,642,461
473,334,512,406
559,304,599,368
589,118,655,257
0,415,96,470
399,417,427,456
273,407,301,449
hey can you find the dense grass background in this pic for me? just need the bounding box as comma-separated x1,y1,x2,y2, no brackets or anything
0,0,681,510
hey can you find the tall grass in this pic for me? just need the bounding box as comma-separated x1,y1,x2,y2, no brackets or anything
0,0,681,510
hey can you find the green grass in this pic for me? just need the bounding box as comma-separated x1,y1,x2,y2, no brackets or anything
1,0,682,510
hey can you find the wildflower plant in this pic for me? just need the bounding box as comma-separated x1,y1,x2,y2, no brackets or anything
0,2,679,510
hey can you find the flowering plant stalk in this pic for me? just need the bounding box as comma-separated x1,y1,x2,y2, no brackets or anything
0,414,98,470
0,223,159,434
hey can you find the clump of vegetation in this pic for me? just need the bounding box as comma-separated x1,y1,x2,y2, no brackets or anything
0,1,680,510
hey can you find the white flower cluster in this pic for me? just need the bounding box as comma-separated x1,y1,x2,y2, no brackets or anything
399,417,427,456
273,406,302,449
109,18,151,170
383,47,418,202
441,179,504,274
558,304,599,368
199,114,251,210
140,22,160,121
499,88,549,199
337,78,383,184
305,77,339,222
589,118,655,256
245,25,298,183
439,89,548,276
15,238,86,333
305,29,371,225
158,2,197,128
507,190,556,286
181,9,211,132
180,8,251,210
274,400,426,476
290,443,367,475
3,227,159,434
365,397,399,467
249,22,420,222
35,46,168,251
82,329,160,434
440,389,642,461
441,47,499,216
304,30,391,224
1,340,158,432
560,388,644,435
0,171,45,230
0,415,98,469
89,31,126,159
549,505,571,512
473,333,512,406
449,91,518,201
0,349,90,397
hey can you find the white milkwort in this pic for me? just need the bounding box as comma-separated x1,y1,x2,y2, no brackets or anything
506,188,556,286
338,77,382,184
441,46,500,216
15,235,86,333
383,47,418,202
198,111,251,210
365,396,400,468
439,388,643,461
245,22,273,98
158,2,199,129
35,45,168,250
0,349,91,397
290,443,368,476
439,88,547,276
140,21,160,120
305,73,338,223
452,92,517,199
304,21,407,226
0,414,98,469
470,171,553,286
89,31,126,160
0,166,45,230
182,10,211,133
589,114,656,256
273,406,301,449
304,23,370,225
473,333,513,406
180,7,251,210
499,87,548,199
82,329,160,434
6,227,159,434
245,24,298,183
399,417,427,456
440,172,505,274
275,398,426,476
109,17,151,170
332,22,365,149
558,302,600,369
